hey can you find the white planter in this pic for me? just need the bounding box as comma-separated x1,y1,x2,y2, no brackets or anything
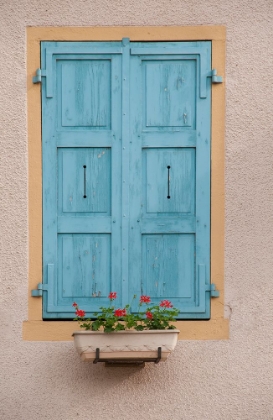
72,330,180,362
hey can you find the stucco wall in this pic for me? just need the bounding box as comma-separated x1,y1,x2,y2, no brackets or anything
0,1,273,419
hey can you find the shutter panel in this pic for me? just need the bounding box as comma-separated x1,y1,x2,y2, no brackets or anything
42,42,123,318
42,41,212,319
129,42,211,318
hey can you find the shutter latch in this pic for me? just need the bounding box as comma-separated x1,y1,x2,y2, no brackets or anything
208,69,223,84
205,283,220,298
31,283,48,297
33,69,47,84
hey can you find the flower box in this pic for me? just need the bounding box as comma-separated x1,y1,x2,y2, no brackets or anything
72,329,180,363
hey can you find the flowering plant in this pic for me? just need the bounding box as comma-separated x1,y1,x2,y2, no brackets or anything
73,293,179,332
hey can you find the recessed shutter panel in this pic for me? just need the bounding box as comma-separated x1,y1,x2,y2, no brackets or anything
129,42,211,318
42,42,123,318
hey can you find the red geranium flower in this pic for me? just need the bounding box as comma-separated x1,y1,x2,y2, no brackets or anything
159,300,173,308
146,311,153,319
108,292,117,299
72,302,78,307
75,309,86,317
140,295,151,304
114,308,126,317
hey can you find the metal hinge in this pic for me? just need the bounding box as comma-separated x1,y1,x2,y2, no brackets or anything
31,283,48,297
33,69,47,84
208,69,223,84
205,283,220,298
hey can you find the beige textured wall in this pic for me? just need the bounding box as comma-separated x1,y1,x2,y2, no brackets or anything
0,1,273,419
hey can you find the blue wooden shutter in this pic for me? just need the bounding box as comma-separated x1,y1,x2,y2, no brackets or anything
42,40,211,319
129,42,211,318
42,42,123,318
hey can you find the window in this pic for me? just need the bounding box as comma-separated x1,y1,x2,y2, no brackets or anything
24,27,227,340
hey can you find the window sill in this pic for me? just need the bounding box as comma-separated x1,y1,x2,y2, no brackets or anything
22,318,229,341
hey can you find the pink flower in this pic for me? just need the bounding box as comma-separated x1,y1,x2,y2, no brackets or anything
159,300,173,308
75,309,86,317
146,311,153,319
114,308,126,317
108,292,117,299
140,295,151,304
72,302,78,307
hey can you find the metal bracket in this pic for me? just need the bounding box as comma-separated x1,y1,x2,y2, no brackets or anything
31,283,48,297
93,347,162,366
209,69,223,83
205,283,220,298
33,69,47,84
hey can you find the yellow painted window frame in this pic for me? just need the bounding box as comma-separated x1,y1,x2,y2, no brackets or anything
23,26,228,341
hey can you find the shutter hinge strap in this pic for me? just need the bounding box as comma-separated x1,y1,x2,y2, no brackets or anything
33,69,47,84
31,283,48,297
205,283,220,298
208,69,223,84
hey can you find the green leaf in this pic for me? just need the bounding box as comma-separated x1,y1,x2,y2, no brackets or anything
115,323,125,331
135,325,144,331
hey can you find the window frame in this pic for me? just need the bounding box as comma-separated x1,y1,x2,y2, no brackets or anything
24,26,227,341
